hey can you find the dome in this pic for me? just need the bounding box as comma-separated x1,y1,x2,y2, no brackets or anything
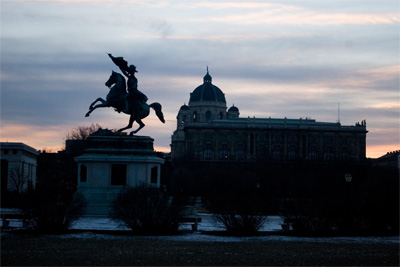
189,70,226,104
179,104,190,111
228,105,239,113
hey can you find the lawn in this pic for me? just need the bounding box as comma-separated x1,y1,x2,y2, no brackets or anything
1,231,399,266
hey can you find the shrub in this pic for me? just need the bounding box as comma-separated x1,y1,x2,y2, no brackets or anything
111,184,182,234
23,191,87,234
205,195,266,235
213,213,266,235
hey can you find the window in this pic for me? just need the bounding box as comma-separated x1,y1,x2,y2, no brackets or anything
309,147,318,160
219,145,229,160
272,146,282,160
273,134,283,142
288,135,298,143
256,145,266,160
151,167,158,184
181,115,186,126
302,135,307,157
288,146,296,160
193,111,197,122
80,165,87,182
249,134,254,154
325,135,334,144
111,164,127,185
206,111,212,121
324,147,334,161
204,145,213,160
340,147,349,160
236,145,244,160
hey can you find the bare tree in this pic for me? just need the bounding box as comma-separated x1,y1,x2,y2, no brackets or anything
9,167,28,194
65,123,102,140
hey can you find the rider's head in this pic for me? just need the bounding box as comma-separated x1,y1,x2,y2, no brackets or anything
129,65,138,74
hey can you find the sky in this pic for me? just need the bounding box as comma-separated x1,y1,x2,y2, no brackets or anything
1,0,399,158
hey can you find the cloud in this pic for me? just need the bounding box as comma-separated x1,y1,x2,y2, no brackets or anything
187,2,299,10
172,1,399,26
365,102,400,110
208,11,398,26
1,0,398,158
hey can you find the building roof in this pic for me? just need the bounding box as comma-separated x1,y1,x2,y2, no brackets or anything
0,142,39,156
189,70,226,104
183,117,368,133
376,150,400,161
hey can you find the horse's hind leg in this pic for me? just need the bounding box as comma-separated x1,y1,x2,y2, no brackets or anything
130,119,145,135
117,115,135,132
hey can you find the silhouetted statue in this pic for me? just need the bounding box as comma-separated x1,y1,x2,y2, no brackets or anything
85,54,164,134
107,54,148,113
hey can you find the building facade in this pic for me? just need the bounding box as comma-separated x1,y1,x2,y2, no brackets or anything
1,142,39,194
373,150,400,170
171,71,367,163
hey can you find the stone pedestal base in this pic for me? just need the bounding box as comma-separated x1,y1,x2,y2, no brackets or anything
75,133,164,216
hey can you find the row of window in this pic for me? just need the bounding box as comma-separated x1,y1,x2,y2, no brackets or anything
202,146,350,161
2,149,19,155
79,164,158,185
189,132,357,145
181,110,225,124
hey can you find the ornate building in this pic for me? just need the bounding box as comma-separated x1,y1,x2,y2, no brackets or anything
171,70,367,163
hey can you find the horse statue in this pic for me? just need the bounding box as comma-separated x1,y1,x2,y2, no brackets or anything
85,71,165,134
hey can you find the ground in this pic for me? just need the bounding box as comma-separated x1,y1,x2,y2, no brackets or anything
1,215,399,266
1,231,399,266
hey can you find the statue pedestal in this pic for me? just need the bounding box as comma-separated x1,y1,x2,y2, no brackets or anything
75,133,164,216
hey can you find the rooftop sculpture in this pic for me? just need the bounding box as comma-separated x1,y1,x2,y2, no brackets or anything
85,54,165,134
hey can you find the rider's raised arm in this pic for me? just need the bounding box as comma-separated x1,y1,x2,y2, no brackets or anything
108,53,131,77
120,67,130,78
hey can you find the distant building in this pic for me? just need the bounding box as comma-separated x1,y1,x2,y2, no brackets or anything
1,142,39,194
171,70,368,163
373,150,400,170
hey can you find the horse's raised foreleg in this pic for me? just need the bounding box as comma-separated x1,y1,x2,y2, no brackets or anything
117,115,135,132
85,98,109,117
89,98,106,110
129,119,145,135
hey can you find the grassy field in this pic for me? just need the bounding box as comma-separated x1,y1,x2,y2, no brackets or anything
1,231,399,266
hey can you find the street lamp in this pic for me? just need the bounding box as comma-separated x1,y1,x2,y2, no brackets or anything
345,173,352,183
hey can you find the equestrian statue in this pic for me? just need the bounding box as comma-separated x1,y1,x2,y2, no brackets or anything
85,54,165,134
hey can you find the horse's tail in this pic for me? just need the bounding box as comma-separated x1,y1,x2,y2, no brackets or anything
149,102,165,123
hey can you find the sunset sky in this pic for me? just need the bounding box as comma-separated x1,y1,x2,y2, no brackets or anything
1,0,399,158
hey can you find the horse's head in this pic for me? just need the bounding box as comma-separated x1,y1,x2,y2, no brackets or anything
105,71,127,95
105,71,118,88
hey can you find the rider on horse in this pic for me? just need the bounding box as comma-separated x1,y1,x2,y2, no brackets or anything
108,53,148,115
85,55,165,134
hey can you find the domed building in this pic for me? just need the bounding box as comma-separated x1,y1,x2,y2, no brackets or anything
171,70,367,163
171,70,240,160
